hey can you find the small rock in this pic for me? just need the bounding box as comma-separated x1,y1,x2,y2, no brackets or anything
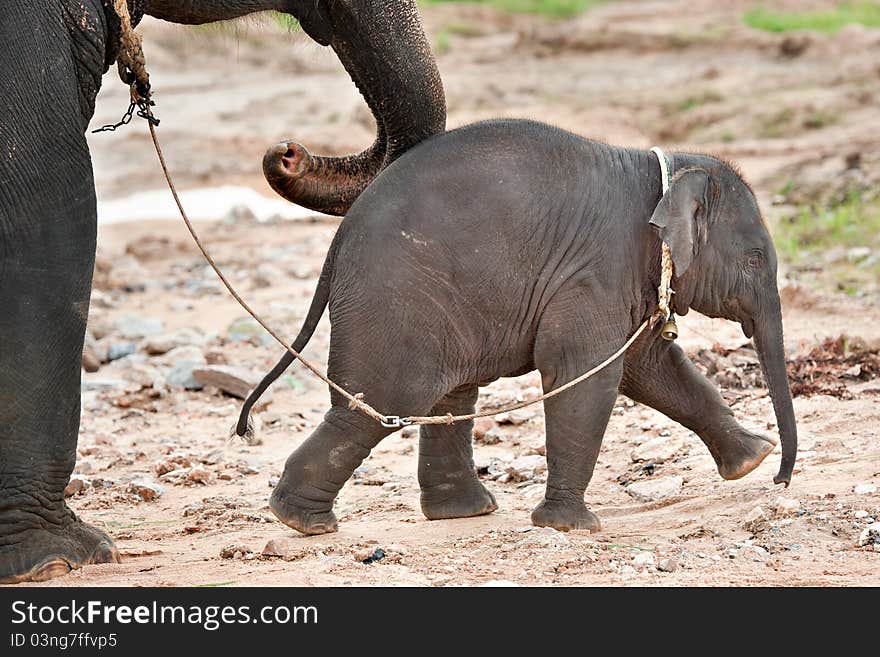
854,482,877,496
517,526,569,548
854,510,869,519
191,365,260,399
64,477,89,497
657,558,678,573
220,544,253,559
253,263,284,288
199,449,225,465
107,342,138,361
143,328,205,355
114,314,164,339
476,426,504,445
846,247,872,263
187,468,212,484
625,475,683,502
75,460,96,475
82,339,102,372
495,410,531,426
774,497,801,516
505,455,547,482
858,523,880,547
121,363,165,389
128,480,164,502
632,551,655,567
360,548,386,565
631,435,683,463
164,346,207,389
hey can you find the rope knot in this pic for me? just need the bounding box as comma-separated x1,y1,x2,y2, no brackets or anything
348,392,366,411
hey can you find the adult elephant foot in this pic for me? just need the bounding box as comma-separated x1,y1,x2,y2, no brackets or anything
0,511,119,584
421,482,498,521
715,429,777,481
531,498,602,533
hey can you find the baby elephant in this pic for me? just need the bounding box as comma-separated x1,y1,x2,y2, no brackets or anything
237,119,797,534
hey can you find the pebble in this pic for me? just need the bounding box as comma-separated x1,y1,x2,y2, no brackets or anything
107,342,138,361
774,497,801,516
505,455,547,482
64,477,89,497
164,346,207,389
122,363,165,389
495,410,531,426
854,482,877,495
81,378,127,392
128,480,164,502
143,328,206,355
657,558,677,573
854,510,869,519
187,468,212,484
630,435,683,463
632,551,655,567
191,365,260,399
858,522,880,547
625,475,683,502
477,427,504,445
114,314,164,339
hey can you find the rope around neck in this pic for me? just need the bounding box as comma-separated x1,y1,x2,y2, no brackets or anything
650,147,676,322
105,4,665,430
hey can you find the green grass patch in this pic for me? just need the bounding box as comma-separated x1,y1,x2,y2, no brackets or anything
773,191,880,295
271,11,301,31
744,2,880,34
435,27,454,54
668,90,724,113
422,0,605,19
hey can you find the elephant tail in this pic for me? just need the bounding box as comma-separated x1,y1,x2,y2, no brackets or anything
233,238,339,438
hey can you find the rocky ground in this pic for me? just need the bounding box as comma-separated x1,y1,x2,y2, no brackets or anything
22,0,880,586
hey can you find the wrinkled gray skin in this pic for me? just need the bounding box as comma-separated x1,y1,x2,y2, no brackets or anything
237,119,798,535
0,0,444,584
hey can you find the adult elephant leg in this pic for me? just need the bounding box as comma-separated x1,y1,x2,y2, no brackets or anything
0,8,119,583
418,385,497,521
620,334,776,480
531,308,624,532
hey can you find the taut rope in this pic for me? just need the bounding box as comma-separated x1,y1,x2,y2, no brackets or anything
102,5,673,429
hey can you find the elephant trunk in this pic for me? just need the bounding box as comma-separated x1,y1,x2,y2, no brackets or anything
752,295,798,486
263,0,447,215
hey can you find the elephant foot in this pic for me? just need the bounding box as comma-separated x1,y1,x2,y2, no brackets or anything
0,513,119,584
531,498,601,533
420,482,498,520
269,486,338,536
716,430,777,481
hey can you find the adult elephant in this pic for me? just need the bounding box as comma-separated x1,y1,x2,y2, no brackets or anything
0,0,445,584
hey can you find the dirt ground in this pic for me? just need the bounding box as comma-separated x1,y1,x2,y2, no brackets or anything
27,0,880,586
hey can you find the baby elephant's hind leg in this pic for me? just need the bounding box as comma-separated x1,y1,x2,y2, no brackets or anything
418,386,498,520
270,407,393,535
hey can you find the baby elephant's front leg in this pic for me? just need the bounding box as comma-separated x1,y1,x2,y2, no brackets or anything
531,358,624,533
418,386,498,520
620,337,776,480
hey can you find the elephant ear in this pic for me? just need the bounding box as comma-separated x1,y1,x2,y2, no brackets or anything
648,168,710,275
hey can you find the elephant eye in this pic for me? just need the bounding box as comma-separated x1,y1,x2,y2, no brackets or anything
746,250,764,270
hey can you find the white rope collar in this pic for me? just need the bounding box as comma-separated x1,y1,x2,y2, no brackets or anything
650,147,677,336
